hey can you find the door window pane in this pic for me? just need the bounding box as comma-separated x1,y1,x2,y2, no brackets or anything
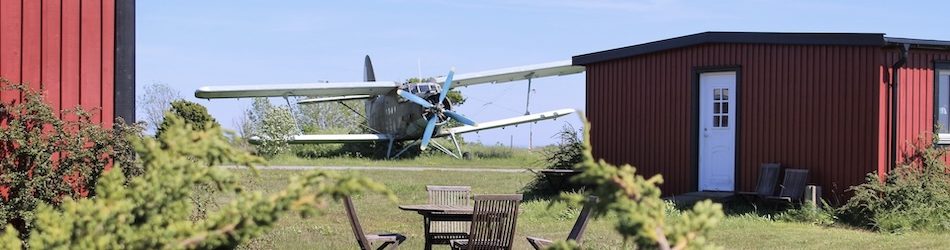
940,73,950,133
722,89,729,100
713,116,720,128
714,88,721,100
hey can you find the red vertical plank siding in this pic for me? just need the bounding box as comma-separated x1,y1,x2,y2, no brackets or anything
23,0,40,91
585,44,882,198
878,52,890,177
80,0,102,123
42,0,62,116
61,0,80,121
886,49,950,167
101,0,115,126
0,0,115,125
1,0,23,104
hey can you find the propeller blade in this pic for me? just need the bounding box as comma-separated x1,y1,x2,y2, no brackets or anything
419,115,439,150
444,110,476,126
364,55,376,82
437,69,455,103
396,89,433,108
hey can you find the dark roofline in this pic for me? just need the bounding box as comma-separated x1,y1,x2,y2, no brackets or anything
884,37,950,49
573,32,950,65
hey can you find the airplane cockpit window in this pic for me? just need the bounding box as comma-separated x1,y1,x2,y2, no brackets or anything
419,85,430,93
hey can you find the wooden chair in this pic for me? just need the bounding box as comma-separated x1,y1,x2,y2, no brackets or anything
426,186,473,246
767,169,810,203
525,196,597,250
450,194,523,250
343,196,407,250
737,163,781,200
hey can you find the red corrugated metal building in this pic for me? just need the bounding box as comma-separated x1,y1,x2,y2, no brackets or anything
0,0,135,124
573,32,950,199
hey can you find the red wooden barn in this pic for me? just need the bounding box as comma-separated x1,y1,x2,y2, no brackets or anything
573,32,950,199
0,0,134,125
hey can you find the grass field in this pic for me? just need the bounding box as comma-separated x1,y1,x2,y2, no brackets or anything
225,169,950,249
267,143,545,169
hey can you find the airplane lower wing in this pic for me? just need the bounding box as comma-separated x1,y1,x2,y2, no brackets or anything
195,81,399,99
434,60,585,88
249,134,394,144
438,108,577,136
286,134,394,144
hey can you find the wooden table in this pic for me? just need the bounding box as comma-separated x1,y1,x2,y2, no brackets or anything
399,204,474,250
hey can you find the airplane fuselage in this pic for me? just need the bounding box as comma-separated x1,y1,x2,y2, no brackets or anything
363,82,451,140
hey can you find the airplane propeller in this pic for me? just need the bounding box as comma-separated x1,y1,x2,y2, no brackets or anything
397,69,477,150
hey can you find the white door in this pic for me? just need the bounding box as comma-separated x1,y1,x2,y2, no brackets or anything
698,72,736,191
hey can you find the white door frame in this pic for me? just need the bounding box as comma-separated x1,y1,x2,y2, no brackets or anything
695,69,739,192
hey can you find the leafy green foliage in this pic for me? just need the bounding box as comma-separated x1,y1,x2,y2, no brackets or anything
0,84,141,237
841,136,950,233
256,106,297,158
156,100,218,137
524,124,586,198
560,117,724,249
541,124,584,170
137,82,182,132
1,115,391,249
240,98,298,158
776,201,837,226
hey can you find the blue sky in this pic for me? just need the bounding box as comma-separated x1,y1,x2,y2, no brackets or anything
137,0,950,147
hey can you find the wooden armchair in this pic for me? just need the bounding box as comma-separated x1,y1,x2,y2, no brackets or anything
737,163,781,200
450,194,523,250
767,169,810,203
525,196,597,249
343,196,407,250
426,185,473,246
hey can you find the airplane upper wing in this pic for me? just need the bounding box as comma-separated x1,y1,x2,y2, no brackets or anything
438,108,577,136
297,95,374,104
195,81,399,99
434,60,584,88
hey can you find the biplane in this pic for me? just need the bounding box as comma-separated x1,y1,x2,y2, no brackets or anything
195,56,584,158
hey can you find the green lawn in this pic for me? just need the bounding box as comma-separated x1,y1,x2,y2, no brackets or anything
267,143,544,169
226,169,950,249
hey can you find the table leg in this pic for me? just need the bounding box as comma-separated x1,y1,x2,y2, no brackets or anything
423,215,432,250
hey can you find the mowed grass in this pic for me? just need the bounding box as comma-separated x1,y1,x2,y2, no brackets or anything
712,216,949,249
225,169,950,249
267,143,544,169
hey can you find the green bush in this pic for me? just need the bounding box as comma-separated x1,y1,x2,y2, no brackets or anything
776,201,837,226
841,137,950,233
540,124,584,170
467,143,514,159
156,100,218,137
0,84,141,238
523,124,586,198
0,114,391,249
255,106,297,158
291,144,343,158
554,116,723,249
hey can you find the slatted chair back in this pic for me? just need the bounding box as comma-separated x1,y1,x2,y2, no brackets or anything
467,194,523,250
779,169,809,201
343,196,372,250
754,163,781,197
427,185,472,234
566,196,597,242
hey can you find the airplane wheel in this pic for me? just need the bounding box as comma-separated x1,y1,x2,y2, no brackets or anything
462,152,473,160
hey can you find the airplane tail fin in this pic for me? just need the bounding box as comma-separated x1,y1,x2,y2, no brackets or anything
364,55,376,82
